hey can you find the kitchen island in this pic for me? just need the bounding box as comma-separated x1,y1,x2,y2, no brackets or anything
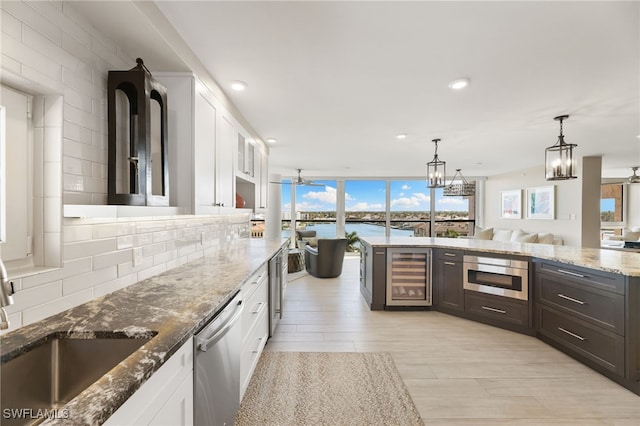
0,237,288,425
359,236,640,396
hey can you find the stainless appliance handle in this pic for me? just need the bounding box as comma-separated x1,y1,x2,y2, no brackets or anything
468,263,526,277
444,261,456,266
278,251,284,319
197,300,243,352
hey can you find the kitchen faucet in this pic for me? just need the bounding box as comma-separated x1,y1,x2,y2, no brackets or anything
0,258,14,330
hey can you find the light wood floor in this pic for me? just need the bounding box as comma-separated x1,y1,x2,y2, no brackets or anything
265,256,640,425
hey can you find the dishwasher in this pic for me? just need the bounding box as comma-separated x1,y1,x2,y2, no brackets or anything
194,291,243,426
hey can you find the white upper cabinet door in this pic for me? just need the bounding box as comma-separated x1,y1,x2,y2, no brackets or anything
194,85,217,212
217,116,235,208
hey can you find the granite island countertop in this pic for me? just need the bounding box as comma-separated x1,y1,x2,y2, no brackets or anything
360,236,640,277
0,237,288,425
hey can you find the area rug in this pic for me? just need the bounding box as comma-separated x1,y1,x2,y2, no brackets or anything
236,351,424,426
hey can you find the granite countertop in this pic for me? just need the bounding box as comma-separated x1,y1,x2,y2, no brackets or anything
0,237,288,425
360,236,640,277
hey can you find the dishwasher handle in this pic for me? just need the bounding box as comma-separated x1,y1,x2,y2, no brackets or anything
197,299,243,352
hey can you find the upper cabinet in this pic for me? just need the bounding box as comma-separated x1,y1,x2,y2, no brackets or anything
156,73,265,213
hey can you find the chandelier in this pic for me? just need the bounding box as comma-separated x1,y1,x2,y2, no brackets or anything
443,169,476,196
426,138,446,188
545,115,577,180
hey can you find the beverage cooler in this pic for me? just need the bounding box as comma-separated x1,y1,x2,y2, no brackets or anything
386,248,432,307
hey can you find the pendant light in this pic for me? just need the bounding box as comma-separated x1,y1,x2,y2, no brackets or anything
443,169,476,196
426,138,446,188
628,167,640,184
545,115,577,180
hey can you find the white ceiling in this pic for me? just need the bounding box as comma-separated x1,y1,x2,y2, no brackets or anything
74,1,639,180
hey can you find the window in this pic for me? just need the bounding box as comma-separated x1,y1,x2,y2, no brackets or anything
0,85,32,262
389,180,430,237
433,187,474,238
601,183,624,224
345,180,386,238
281,180,337,239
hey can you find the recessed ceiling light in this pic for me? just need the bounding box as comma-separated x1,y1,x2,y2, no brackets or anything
396,133,407,140
230,80,247,91
448,78,470,90
266,138,277,144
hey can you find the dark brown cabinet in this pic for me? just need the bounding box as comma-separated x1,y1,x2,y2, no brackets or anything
535,259,640,394
465,291,529,328
435,249,464,312
359,242,386,310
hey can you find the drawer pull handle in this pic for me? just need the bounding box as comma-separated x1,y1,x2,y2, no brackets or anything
375,251,385,255
482,306,506,314
252,337,264,354
444,261,456,266
557,269,586,279
252,302,264,314
252,272,267,284
444,253,457,257
557,293,586,305
558,327,586,341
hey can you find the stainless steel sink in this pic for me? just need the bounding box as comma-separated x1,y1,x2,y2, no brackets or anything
1,335,153,426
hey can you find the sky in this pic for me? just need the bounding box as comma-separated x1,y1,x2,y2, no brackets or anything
281,179,469,212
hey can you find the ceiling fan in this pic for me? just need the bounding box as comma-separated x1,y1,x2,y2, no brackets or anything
270,169,325,186
628,167,640,184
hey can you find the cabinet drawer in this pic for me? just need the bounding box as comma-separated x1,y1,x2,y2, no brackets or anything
242,276,268,342
241,264,268,302
438,249,463,262
538,305,624,376
535,261,625,295
537,274,624,335
240,308,268,398
465,291,528,327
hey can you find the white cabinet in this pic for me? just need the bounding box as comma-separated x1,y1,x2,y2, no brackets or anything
156,73,235,213
237,133,255,179
254,147,269,211
239,264,269,398
105,338,194,426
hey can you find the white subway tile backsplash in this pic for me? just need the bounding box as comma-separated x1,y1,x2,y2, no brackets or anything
137,263,167,283
1,32,62,81
1,9,22,40
63,121,92,144
44,161,62,196
63,173,84,192
93,273,136,298
116,235,133,250
22,288,93,326
92,222,135,239
63,265,117,295
44,197,61,233
1,53,22,75
63,191,92,205
93,249,132,271
44,127,63,162
28,0,90,49
143,242,167,258
44,94,63,127
153,249,177,266
5,281,62,313
23,25,79,71
117,257,153,278
64,238,117,261
63,156,90,176
22,257,92,289
44,232,62,266
20,63,64,93
64,224,93,243
1,0,62,46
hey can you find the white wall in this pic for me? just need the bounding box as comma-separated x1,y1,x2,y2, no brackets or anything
484,165,583,246
627,184,640,230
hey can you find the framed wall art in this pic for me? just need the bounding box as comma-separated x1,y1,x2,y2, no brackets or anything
500,190,522,219
526,185,555,219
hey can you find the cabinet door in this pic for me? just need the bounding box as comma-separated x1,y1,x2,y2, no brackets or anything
437,254,464,312
217,116,236,207
254,148,268,210
194,86,216,212
149,371,194,426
